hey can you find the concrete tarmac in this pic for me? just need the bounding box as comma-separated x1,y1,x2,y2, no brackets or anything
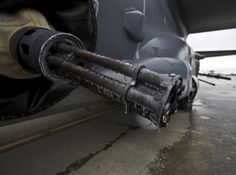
0,76,235,175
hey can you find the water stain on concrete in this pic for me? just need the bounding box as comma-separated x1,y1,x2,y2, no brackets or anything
146,86,236,175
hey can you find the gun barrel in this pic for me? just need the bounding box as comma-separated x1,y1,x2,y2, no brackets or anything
57,43,168,88
48,55,181,127
10,27,183,127
199,73,231,80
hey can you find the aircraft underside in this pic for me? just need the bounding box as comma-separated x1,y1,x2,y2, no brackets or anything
0,0,208,129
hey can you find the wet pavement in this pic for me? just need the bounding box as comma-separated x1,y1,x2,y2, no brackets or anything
147,76,236,175
0,76,235,175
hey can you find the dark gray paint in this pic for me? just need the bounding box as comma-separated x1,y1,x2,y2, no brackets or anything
176,0,236,33
96,0,194,98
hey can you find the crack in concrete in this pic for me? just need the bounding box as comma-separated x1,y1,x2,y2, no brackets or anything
56,126,138,175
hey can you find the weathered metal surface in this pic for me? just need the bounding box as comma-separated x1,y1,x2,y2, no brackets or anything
58,43,177,88
48,55,182,127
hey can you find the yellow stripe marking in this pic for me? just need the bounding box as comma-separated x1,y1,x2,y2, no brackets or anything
0,106,120,152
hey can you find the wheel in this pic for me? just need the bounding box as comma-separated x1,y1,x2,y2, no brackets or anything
178,96,192,111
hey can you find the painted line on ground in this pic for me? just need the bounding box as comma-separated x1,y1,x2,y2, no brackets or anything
0,106,121,153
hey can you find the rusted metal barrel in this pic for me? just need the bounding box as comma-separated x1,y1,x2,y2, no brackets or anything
57,43,173,88
48,55,181,127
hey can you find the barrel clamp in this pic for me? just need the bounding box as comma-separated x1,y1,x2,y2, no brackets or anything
122,64,146,114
